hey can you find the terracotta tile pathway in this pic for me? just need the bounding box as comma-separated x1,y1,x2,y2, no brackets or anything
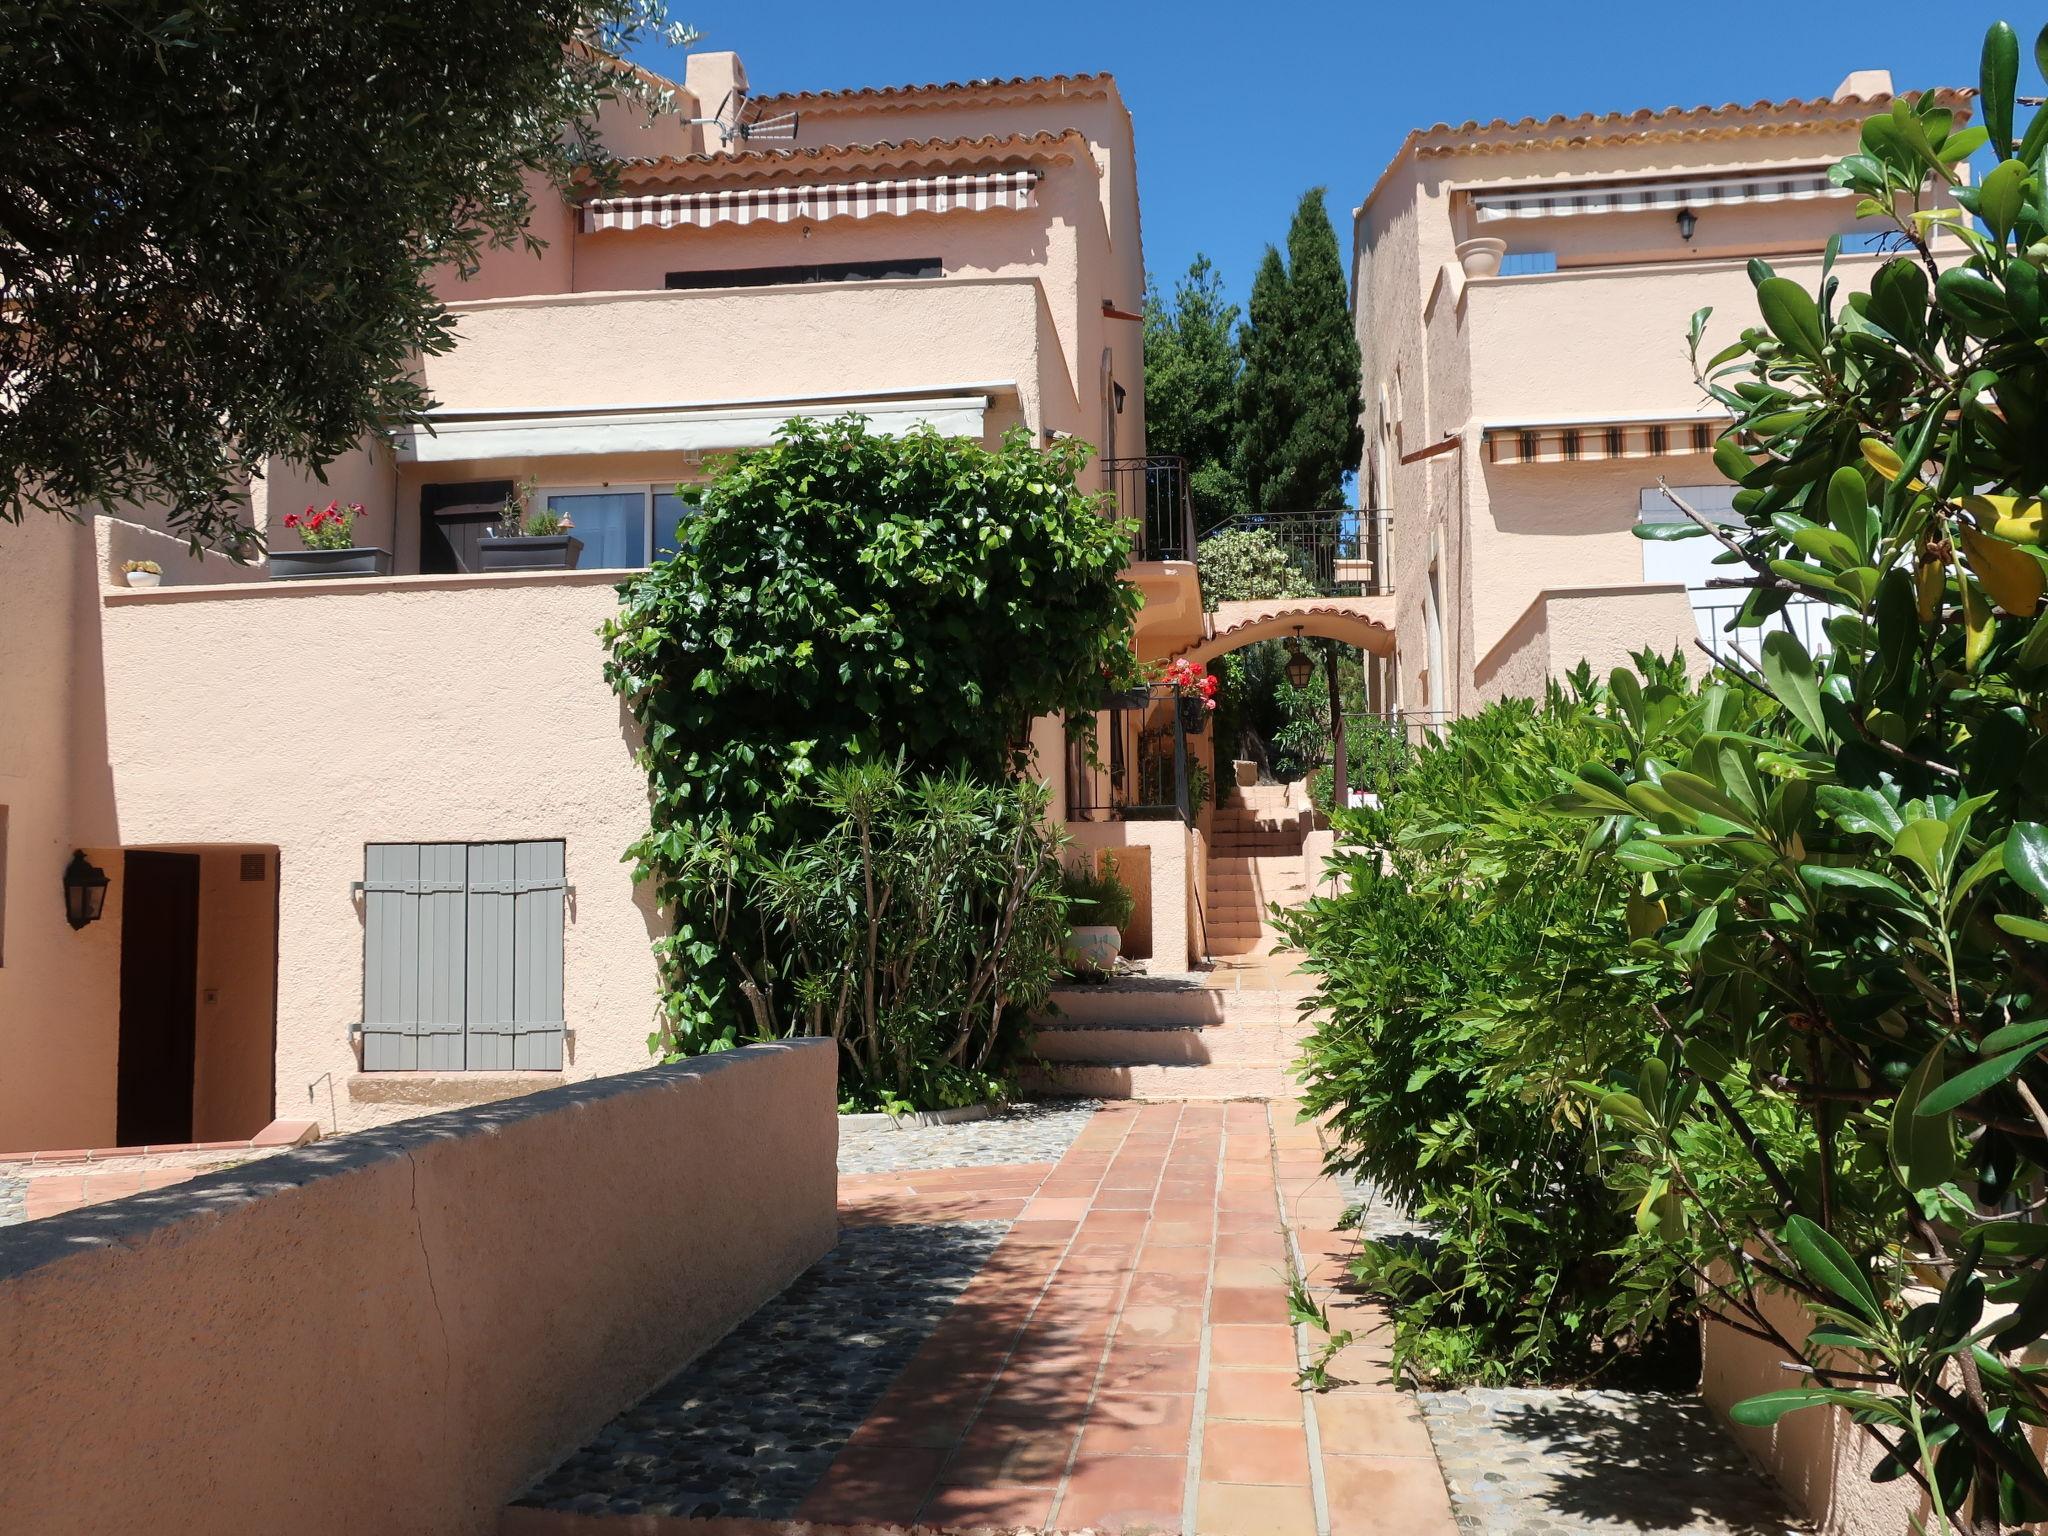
801,1100,1455,1536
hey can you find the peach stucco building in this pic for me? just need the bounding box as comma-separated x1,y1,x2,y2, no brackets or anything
0,50,1184,1152
1352,70,1966,717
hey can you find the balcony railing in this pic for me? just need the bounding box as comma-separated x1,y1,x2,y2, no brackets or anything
1065,682,1197,825
1103,456,1197,564
1197,509,1394,596
1690,590,1831,669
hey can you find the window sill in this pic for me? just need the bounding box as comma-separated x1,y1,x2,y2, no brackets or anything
347,1071,563,1110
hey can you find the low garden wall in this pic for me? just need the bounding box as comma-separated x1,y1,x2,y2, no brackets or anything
0,1039,838,1536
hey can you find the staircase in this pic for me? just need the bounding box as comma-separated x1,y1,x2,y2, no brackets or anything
1021,974,1317,1101
1205,783,1309,957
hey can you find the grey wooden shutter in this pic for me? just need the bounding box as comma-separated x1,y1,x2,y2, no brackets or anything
513,840,567,1069
464,840,566,1071
361,843,467,1070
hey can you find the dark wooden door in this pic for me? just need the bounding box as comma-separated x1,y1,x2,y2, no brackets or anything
116,851,201,1146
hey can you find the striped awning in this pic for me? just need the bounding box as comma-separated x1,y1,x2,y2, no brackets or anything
1472,169,1838,223
582,170,1042,233
1485,418,1722,465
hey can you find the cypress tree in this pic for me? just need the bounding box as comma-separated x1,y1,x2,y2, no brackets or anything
1235,189,1365,516
1143,254,1247,526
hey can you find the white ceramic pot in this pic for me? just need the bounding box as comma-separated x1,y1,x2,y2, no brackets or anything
1456,237,1507,279
124,569,162,589
1064,925,1122,977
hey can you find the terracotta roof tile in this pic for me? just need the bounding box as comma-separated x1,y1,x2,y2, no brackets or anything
753,71,1113,108
1412,86,1972,145
605,129,1085,184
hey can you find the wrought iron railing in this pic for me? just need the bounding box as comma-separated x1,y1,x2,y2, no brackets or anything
1103,456,1197,564
1065,682,1197,825
1690,592,1830,669
1197,509,1394,596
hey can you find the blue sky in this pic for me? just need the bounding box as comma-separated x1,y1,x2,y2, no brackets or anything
634,2,2017,316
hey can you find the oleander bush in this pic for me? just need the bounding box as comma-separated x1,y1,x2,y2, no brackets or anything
1286,660,1713,1384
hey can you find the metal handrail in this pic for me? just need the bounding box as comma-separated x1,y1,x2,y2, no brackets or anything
1103,456,1197,564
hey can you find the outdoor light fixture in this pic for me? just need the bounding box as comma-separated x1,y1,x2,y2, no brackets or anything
62,850,109,930
1675,207,1698,242
1284,630,1314,691
1113,381,1128,415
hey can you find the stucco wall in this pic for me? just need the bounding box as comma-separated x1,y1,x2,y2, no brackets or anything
0,1040,838,1536
1472,584,1696,703
91,572,664,1136
1701,1291,1927,1536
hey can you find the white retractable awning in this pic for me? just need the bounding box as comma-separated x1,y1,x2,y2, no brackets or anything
1472,169,1839,223
399,394,992,463
582,170,1042,233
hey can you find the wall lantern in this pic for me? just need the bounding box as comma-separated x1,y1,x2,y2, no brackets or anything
1675,207,1698,242
1112,380,1128,416
1284,630,1315,691
63,850,110,930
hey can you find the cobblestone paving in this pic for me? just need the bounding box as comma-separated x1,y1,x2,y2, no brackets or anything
515,1221,1004,1520
0,1171,24,1229
836,1100,1098,1174
1419,1387,1807,1535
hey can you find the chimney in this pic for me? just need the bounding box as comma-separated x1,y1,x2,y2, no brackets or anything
685,50,750,119
1831,69,1893,102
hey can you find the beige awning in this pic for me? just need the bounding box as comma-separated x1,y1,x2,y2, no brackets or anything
582,170,1042,233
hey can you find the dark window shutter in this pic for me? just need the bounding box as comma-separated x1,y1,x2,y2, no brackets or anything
420,481,514,574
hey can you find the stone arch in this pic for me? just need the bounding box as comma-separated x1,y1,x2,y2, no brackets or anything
1177,599,1395,671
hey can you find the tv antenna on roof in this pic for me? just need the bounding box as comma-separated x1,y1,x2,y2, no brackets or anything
690,89,799,149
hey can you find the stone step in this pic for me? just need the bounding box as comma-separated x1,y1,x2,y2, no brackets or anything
1037,981,1309,1028
1033,1021,1309,1066
1020,1058,1303,1101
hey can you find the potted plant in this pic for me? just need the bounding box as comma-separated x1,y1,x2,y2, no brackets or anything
1161,655,1219,736
121,559,162,590
270,500,391,579
1061,857,1136,978
479,479,583,571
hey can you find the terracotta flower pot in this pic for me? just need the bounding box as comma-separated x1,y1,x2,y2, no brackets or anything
1456,237,1507,279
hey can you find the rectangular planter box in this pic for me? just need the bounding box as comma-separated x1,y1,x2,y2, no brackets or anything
478,534,583,572
269,547,392,581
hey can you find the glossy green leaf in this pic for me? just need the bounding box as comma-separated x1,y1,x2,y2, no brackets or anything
1781,1215,1881,1319
1729,1388,1865,1427
1980,159,2031,242
1983,21,2019,161
1761,631,1830,745
1757,277,1828,362
1916,1043,2042,1117
1890,1043,1958,1193
2005,823,2048,904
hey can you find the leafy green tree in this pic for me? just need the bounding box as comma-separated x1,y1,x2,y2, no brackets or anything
1235,190,1365,517
1195,528,1317,780
1144,255,1244,525
0,0,690,552
1556,28,2048,1528
604,417,1140,1059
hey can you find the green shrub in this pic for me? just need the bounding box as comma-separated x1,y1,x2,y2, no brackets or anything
744,762,1066,1111
1286,662,1703,1384
1062,857,1136,933
603,416,1139,1061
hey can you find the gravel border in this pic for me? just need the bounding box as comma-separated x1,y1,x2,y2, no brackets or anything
837,1100,1098,1175
517,1221,1005,1520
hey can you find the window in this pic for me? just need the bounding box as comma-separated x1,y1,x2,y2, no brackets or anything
1837,231,1894,255
1499,251,1558,276
359,841,566,1072
538,485,699,570
665,257,942,290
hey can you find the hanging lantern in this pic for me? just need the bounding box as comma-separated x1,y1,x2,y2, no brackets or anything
1284,633,1314,691
63,850,110,930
